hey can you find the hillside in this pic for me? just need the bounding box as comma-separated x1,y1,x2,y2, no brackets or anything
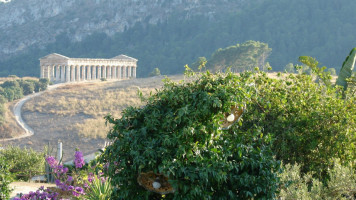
1,0,356,77
3,76,181,161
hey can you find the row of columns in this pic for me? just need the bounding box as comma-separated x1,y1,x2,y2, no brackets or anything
40,65,137,83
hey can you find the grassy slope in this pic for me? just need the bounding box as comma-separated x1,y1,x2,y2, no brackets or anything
5,76,182,161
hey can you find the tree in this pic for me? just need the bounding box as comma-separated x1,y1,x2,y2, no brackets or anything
149,68,161,77
328,68,336,76
206,40,272,72
284,63,295,73
1,80,19,88
99,71,280,199
20,81,35,95
191,57,207,71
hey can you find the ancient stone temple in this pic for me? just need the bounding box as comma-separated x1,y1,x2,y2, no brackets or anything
39,53,137,83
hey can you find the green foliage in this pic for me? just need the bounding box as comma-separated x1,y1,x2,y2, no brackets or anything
85,177,113,200
191,57,207,72
278,159,356,199
0,78,47,129
1,80,20,88
284,63,295,73
19,80,35,95
205,40,272,72
100,78,107,81
328,68,336,76
100,71,281,199
0,146,45,181
149,68,161,77
0,155,13,200
244,71,356,179
298,56,332,87
336,48,356,90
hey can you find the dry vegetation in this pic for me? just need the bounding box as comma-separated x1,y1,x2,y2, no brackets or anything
0,76,38,84
22,77,174,139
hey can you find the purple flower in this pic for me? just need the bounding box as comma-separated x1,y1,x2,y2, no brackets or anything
68,185,74,190
74,151,85,168
87,172,94,183
67,175,73,182
45,156,58,168
75,186,84,193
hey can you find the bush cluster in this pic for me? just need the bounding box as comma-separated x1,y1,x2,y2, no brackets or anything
243,71,356,179
0,77,48,127
100,71,281,199
100,68,355,199
0,146,45,181
0,155,13,200
278,159,356,199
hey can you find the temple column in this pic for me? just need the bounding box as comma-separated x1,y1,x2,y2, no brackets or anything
70,66,75,82
44,66,48,79
107,66,112,79
133,66,136,78
98,66,102,79
48,66,54,82
112,66,117,79
81,66,85,81
40,66,44,78
86,66,91,80
92,66,96,80
118,66,122,79
123,66,126,79
76,66,80,81
115,66,121,79
129,66,132,78
61,66,65,82
103,66,107,79
55,66,60,82
65,65,70,82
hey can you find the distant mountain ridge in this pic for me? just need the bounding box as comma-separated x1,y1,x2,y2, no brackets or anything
1,0,356,78
0,0,246,61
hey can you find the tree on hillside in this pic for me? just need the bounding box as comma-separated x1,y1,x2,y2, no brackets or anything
205,41,272,72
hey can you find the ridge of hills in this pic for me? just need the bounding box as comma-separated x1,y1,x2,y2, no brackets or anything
0,0,356,78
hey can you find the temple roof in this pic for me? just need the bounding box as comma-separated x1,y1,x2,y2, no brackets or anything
112,54,138,61
39,53,69,60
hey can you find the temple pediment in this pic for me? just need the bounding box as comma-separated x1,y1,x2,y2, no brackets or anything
39,53,70,61
112,54,138,61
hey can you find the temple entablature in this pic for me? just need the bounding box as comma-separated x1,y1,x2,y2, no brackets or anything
39,53,137,83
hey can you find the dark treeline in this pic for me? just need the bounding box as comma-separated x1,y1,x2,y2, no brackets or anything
0,0,355,77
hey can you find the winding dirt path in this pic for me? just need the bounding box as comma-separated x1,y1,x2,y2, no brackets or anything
2,83,65,142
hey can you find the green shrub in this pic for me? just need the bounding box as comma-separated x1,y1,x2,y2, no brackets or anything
284,63,295,73
278,159,356,199
0,155,13,200
100,71,281,199
149,68,161,77
328,68,337,76
242,71,356,179
0,146,45,181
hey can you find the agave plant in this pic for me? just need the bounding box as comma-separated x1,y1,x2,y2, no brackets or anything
85,176,113,200
335,48,356,90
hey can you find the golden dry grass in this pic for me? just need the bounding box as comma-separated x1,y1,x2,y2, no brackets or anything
22,76,183,139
